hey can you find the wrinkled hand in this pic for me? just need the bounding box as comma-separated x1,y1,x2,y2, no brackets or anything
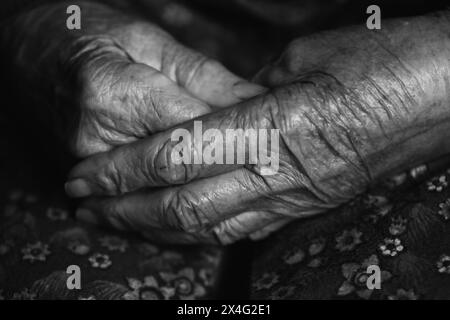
66,12,450,244
3,2,262,157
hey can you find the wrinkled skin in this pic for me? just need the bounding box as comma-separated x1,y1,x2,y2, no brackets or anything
65,11,450,245
2,2,263,157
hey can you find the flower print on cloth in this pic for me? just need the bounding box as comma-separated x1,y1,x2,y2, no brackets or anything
388,288,419,300
198,268,215,287
436,254,450,274
88,253,112,269
268,286,296,300
160,268,206,300
379,238,404,257
253,272,279,291
307,257,326,268
3,204,19,218
21,242,51,263
138,243,160,256
11,288,36,300
308,237,326,256
389,217,408,236
282,248,305,265
67,240,90,255
46,208,68,221
123,276,174,300
363,195,393,223
24,193,38,204
338,255,391,299
427,175,448,192
50,227,91,256
8,189,23,202
437,199,450,221
0,240,13,255
410,164,428,180
282,239,327,268
335,228,363,252
385,172,408,189
99,236,128,253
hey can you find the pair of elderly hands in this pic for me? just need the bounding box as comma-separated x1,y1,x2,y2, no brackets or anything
5,2,450,244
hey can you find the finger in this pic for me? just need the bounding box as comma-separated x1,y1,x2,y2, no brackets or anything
77,205,219,244
91,60,213,133
166,45,266,107
127,64,212,133
73,59,213,157
74,168,265,232
76,205,219,244
75,168,294,244
253,37,334,87
248,218,293,241
66,93,280,198
253,65,295,88
75,165,321,244
96,21,265,108
139,227,218,244
213,211,286,245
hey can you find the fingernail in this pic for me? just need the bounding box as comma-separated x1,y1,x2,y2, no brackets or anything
233,81,266,100
76,208,98,225
65,178,92,198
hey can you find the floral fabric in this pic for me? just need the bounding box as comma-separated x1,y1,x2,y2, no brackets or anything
252,166,450,299
0,189,222,300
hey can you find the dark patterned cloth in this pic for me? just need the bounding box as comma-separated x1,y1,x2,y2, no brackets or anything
0,189,222,300
251,165,450,299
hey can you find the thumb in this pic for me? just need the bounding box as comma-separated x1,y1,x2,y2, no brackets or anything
168,45,266,108
253,37,334,87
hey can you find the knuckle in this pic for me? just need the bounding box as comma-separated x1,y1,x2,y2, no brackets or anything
182,54,211,88
214,232,233,245
163,189,204,232
78,64,113,110
97,156,124,194
213,220,241,245
102,199,119,218
244,91,278,131
284,40,299,59
150,138,189,184
282,40,303,69
148,70,173,88
69,38,129,108
282,37,325,73
199,58,222,74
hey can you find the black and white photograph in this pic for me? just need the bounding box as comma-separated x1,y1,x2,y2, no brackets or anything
0,0,450,310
